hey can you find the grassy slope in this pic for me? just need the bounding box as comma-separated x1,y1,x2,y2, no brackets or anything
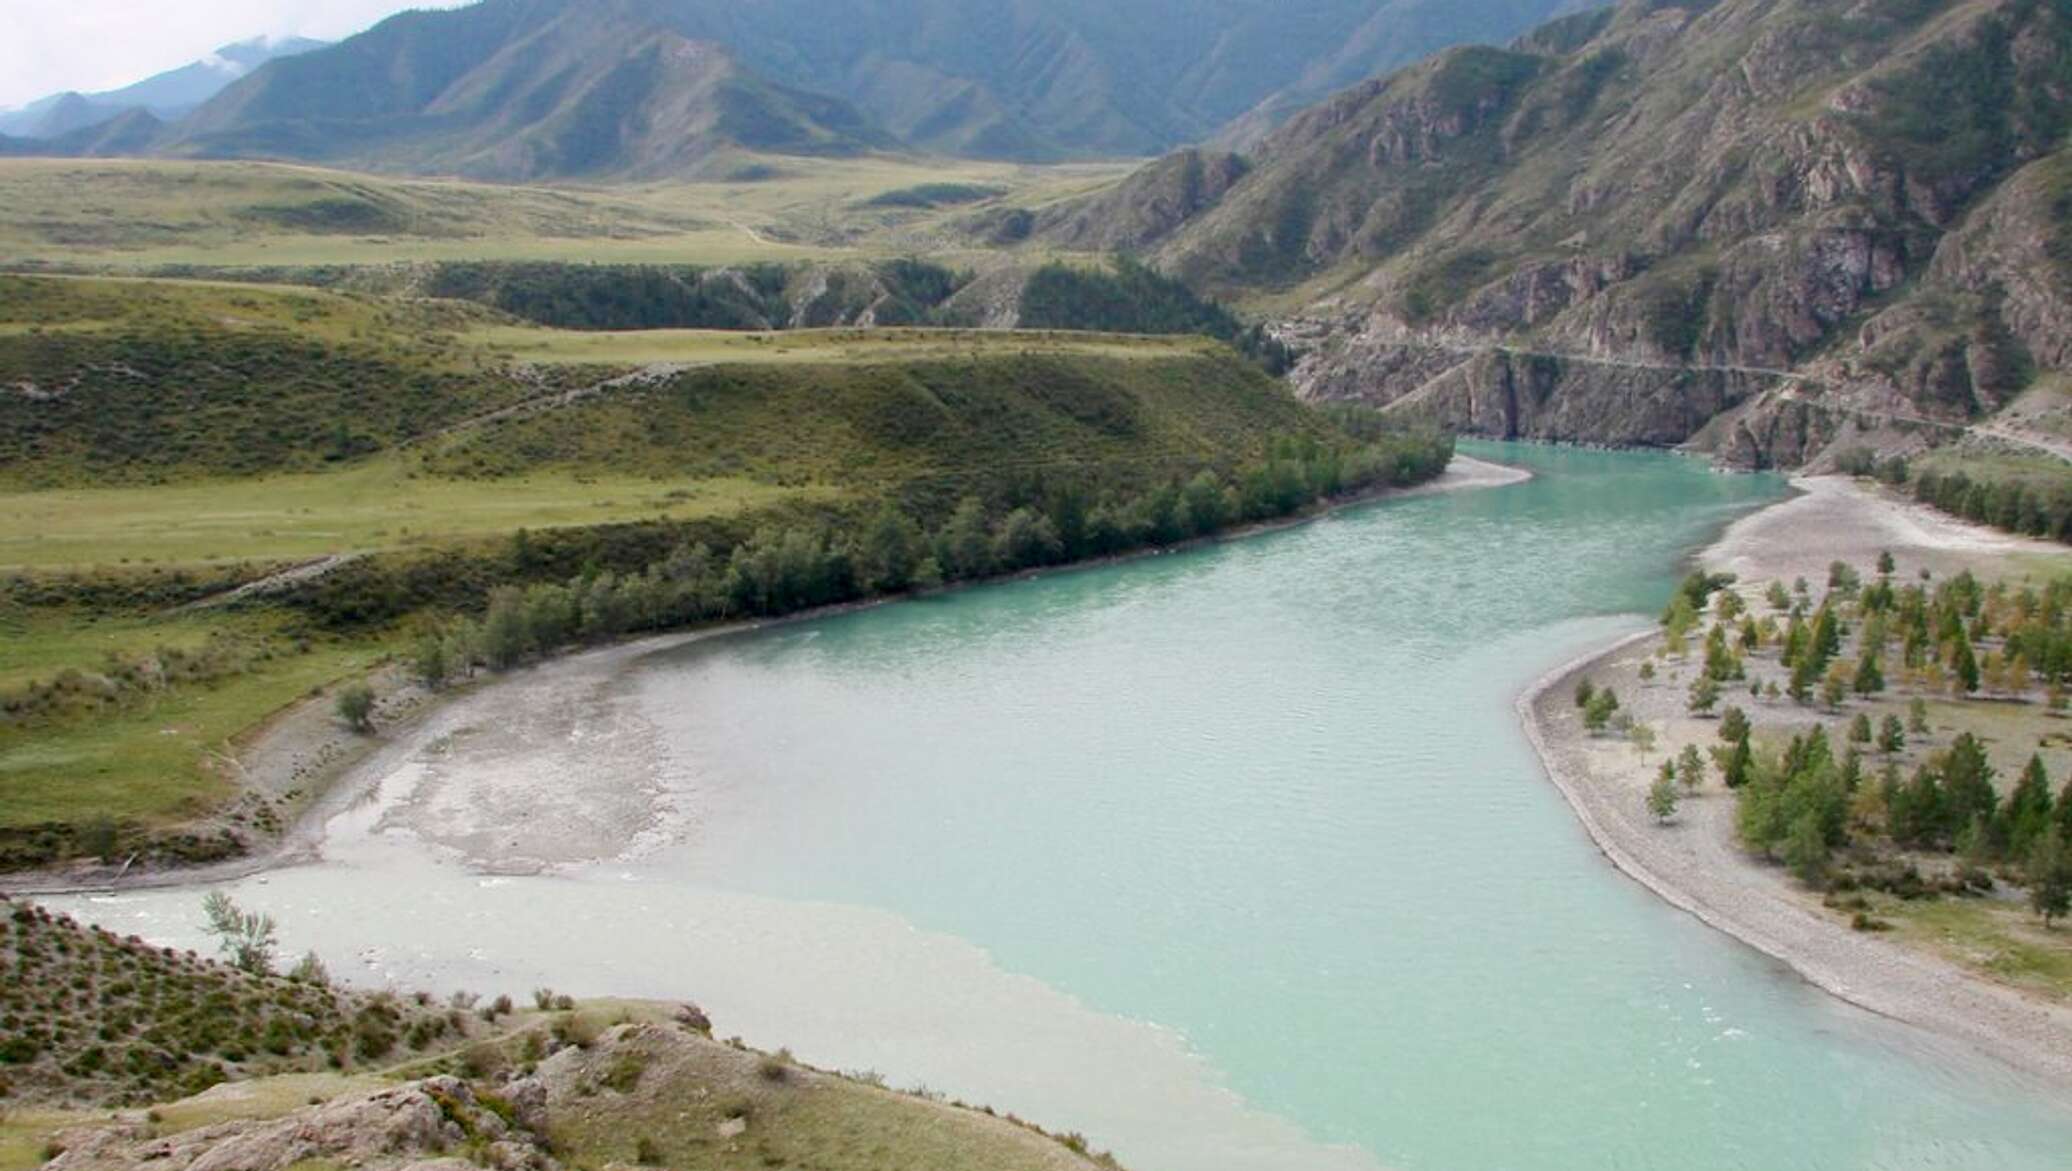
0,273,1328,845
0,157,1129,270
0,909,1107,1171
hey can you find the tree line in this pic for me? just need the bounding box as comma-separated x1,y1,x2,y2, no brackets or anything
403,427,1454,686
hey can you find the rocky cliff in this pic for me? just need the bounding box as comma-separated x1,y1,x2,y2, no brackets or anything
1040,0,2072,469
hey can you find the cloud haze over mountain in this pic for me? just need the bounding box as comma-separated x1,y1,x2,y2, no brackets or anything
0,0,468,108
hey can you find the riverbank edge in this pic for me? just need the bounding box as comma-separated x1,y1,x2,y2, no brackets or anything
1515,480,2072,1095
1,452,1532,898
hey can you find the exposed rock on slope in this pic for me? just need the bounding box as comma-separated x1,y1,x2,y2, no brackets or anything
44,1021,1113,1171
1046,0,2072,469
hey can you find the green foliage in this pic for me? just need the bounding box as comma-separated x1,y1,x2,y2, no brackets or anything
2031,827,2072,927
202,891,277,975
414,259,968,331
334,684,375,733
0,897,461,1106
1647,770,1680,823
1912,465,2072,542
1017,257,1293,373
1736,724,1850,881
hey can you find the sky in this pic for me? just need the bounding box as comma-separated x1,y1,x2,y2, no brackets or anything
0,1,472,109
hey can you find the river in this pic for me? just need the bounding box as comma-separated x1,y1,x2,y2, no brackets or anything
48,442,2072,1170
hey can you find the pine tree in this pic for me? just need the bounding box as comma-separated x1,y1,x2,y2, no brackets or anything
1852,652,1885,695
1677,744,1706,793
1951,631,1981,694
1942,733,1998,835
2029,827,2071,927
1718,706,1750,742
1648,771,1680,824
1723,732,1754,789
1848,713,1873,744
1878,714,1906,754
2001,756,2056,862
1688,674,1720,716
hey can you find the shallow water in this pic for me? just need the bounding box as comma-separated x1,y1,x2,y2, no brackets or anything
52,443,2072,1170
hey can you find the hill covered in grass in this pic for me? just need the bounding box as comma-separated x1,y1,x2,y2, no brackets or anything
0,897,460,1107
1,899,1119,1170
0,273,1452,874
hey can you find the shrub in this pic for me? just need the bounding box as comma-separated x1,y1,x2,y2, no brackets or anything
335,684,375,733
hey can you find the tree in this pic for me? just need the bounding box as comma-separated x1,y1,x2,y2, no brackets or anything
1718,706,1750,742
1575,678,1596,709
411,631,450,690
1677,744,1706,794
1583,688,1621,734
1952,630,1981,694
1640,660,1657,682
1648,771,1680,823
1852,652,1885,696
1688,674,1720,716
1181,471,1231,536
935,496,994,581
482,585,532,670
1878,714,1906,755
993,507,1063,570
1629,721,1658,758
1819,663,1848,711
1908,697,1930,735
2030,828,2071,927
1848,713,1873,744
1722,731,1754,789
1942,733,1998,833
336,684,375,733
1783,810,1830,884
2000,755,2056,862
857,504,923,592
1788,655,1817,704
202,891,278,975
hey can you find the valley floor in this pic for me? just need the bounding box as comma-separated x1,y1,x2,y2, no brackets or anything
1521,476,2072,1094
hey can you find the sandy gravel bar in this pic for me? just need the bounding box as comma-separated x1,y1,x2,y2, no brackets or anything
1522,474,2072,1093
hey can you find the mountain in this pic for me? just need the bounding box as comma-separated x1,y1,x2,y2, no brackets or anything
0,37,325,139
168,3,897,180
172,0,1596,166
1037,0,2072,470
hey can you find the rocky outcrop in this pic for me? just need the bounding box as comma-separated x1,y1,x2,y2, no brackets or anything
1044,0,2072,469
44,1078,557,1171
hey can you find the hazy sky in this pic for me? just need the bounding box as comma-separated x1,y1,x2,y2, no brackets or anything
0,1,472,109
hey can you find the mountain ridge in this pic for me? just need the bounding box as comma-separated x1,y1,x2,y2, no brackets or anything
159,0,1599,167
0,36,326,140
1031,0,2072,471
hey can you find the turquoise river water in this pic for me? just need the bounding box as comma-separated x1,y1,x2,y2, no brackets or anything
51,443,2072,1171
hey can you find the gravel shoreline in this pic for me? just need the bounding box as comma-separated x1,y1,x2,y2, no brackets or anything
1519,475,2072,1094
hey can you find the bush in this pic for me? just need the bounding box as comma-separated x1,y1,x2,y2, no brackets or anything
335,684,375,733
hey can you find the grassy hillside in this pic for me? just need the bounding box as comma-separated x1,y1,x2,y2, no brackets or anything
0,897,462,1107
0,900,1117,1171
0,158,1127,270
0,273,1450,872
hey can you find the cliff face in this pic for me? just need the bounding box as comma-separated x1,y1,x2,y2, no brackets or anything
1042,0,2072,468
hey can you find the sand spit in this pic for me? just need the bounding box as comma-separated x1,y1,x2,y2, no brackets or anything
1521,475,2072,1093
